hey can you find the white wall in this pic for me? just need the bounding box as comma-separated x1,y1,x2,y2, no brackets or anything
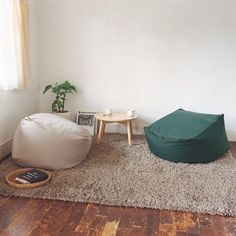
0,1,39,158
35,0,236,139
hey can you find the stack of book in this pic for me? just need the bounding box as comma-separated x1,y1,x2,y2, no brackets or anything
15,168,49,184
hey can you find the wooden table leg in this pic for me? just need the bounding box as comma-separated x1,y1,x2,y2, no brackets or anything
130,121,133,135
101,121,106,137
98,120,105,143
127,120,132,145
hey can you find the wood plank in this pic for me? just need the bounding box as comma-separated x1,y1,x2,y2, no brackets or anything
212,215,228,236
74,203,99,235
96,204,123,222
102,221,119,236
144,208,160,236
87,205,108,236
85,204,123,236
116,207,148,236
0,196,30,230
160,209,174,224
1,198,52,236
225,216,236,236
94,204,123,236
29,200,76,236
0,197,234,236
198,213,215,236
159,209,176,236
59,202,88,235
175,211,199,235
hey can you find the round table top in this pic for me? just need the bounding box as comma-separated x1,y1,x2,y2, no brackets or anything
95,112,138,122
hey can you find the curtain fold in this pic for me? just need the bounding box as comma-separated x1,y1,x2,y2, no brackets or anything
0,0,29,90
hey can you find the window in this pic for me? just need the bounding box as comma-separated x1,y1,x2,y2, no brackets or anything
0,0,29,90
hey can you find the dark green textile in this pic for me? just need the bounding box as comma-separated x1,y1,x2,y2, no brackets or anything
144,109,229,163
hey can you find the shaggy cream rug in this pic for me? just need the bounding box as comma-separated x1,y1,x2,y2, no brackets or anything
0,134,235,216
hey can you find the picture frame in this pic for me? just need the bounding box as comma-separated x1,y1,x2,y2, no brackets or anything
76,111,97,135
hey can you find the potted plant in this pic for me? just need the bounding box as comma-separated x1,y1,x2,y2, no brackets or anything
43,81,77,120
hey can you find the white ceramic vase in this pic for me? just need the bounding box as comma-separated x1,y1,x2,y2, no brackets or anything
52,111,72,120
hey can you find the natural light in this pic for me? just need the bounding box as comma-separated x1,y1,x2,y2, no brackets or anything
0,0,29,90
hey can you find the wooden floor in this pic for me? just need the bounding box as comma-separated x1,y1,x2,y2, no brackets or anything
0,143,235,236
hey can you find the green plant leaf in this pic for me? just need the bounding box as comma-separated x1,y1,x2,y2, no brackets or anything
43,85,52,94
63,84,71,91
70,85,77,92
64,81,70,85
44,81,77,112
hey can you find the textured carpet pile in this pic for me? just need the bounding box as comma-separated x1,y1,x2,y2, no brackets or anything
0,134,235,216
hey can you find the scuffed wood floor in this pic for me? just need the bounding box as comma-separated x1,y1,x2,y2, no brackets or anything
0,142,235,236
0,198,236,236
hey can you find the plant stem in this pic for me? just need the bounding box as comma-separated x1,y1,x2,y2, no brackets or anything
62,93,66,112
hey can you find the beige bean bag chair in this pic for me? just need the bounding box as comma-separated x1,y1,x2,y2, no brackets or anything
12,113,92,170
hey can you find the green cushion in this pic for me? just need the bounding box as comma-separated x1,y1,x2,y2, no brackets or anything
144,109,229,163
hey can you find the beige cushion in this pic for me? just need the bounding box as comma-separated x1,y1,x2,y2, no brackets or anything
12,113,92,170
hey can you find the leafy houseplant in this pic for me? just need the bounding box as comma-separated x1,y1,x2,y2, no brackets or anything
43,81,77,115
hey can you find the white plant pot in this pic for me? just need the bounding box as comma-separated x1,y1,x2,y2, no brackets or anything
52,111,72,120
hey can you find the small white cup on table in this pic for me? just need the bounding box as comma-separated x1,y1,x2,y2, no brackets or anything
104,108,112,116
127,109,135,117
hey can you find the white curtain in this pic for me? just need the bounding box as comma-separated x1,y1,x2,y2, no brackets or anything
0,0,29,90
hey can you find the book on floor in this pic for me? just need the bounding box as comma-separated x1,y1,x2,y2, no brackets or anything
15,168,48,184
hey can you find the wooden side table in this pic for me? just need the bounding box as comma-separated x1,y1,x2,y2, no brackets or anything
95,112,138,145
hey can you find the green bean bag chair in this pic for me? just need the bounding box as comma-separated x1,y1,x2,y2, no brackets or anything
144,109,229,163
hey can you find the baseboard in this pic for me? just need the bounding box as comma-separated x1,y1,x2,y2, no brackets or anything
227,131,236,142
0,138,13,160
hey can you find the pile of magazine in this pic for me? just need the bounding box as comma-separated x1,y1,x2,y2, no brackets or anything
15,168,49,184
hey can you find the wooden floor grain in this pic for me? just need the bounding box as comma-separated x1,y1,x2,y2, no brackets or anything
0,142,235,236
